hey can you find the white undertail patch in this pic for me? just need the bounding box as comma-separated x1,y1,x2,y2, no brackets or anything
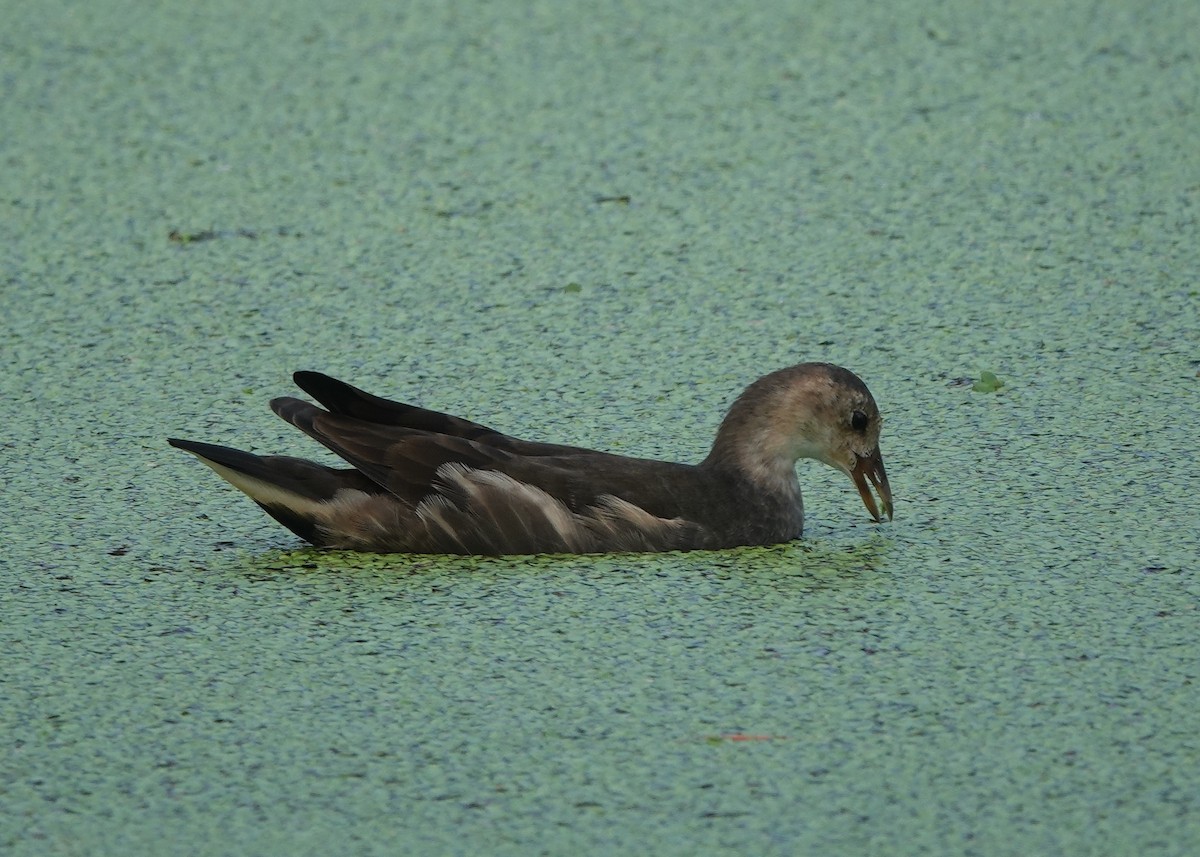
194,458,325,517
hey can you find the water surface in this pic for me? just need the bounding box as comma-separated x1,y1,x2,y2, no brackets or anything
3,0,1198,853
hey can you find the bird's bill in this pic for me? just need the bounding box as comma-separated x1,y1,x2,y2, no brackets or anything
850,448,893,523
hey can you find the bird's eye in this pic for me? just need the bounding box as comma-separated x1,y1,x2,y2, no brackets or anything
850,410,869,432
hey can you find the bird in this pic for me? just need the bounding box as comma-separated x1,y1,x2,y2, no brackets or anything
168,363,893,555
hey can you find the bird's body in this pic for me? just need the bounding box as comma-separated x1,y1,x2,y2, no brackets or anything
168,363,892,555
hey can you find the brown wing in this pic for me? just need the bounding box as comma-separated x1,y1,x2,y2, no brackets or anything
270,393,733,525
271,396,516,505
314,465,716,554
291,372,596,457
272,374,762,550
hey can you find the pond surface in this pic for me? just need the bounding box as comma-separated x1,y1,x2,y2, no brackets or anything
3,0,1198,854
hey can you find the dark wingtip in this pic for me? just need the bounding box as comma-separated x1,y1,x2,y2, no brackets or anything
288,371,402,422
270,396,321,432
292,370,333,391
291,371,356,405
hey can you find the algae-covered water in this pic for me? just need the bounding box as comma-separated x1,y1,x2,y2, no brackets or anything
3,0,1198,854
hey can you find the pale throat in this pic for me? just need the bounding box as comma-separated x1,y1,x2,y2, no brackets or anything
733,423,807,500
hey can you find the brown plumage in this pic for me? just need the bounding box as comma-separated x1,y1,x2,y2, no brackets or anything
168,363,893,555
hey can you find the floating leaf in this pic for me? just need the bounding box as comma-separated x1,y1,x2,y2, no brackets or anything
972,371,1004,393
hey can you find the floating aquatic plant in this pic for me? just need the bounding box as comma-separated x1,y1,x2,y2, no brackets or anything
972,371,1004,393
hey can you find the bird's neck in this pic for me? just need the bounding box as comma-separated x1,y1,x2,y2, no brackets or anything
703,417,805,502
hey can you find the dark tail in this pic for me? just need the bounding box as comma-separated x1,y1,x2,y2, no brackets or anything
167,438,376,545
